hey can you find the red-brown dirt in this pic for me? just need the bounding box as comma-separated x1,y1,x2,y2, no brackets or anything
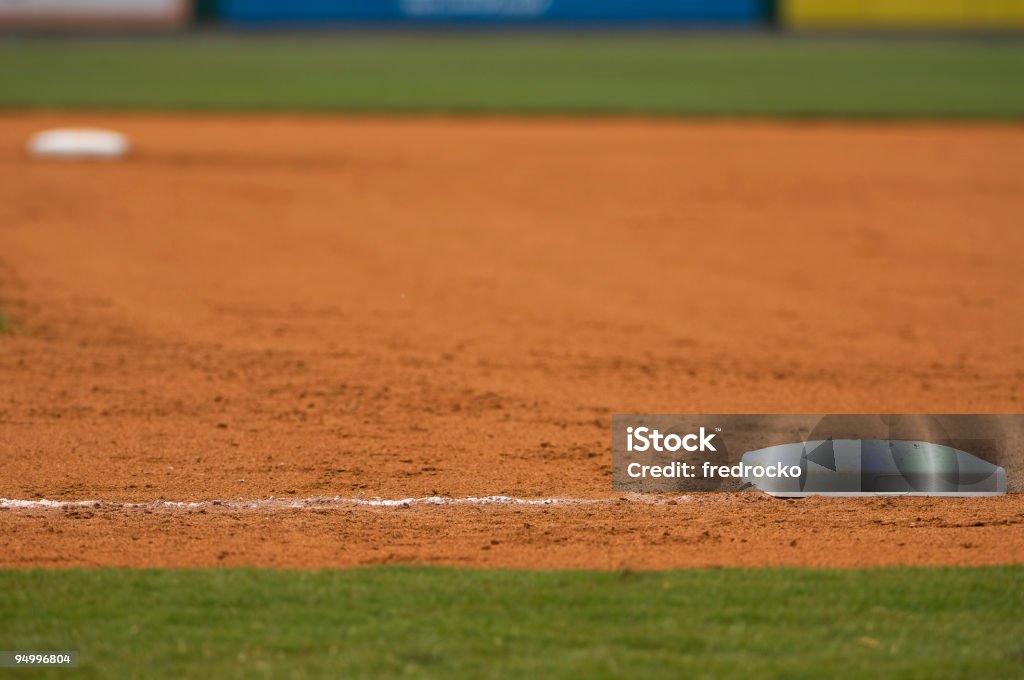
1,113,1022,568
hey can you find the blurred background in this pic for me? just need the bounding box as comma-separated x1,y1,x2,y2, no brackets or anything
1,1,1022,120
2,0,1024,30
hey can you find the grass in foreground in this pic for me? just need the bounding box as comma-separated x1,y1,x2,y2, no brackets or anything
0,35,1023,118
1,566,1022,679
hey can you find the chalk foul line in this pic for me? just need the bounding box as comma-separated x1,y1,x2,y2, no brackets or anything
0,494,681,511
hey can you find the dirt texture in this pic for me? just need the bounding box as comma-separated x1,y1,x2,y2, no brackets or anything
1,113,1022,568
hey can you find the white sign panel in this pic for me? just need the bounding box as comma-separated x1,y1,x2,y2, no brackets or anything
0,0,187,27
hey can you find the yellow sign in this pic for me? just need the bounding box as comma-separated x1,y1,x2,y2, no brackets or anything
784,0,1024,28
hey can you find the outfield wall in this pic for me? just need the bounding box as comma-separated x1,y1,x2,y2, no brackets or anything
5,0,1024,30
783,0,1024,28
220,0,768,26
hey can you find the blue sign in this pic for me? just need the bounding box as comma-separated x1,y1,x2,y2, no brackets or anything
223,0,765,25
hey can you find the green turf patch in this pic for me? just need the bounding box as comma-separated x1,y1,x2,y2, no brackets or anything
0,35,1023,118
1,566,1021,678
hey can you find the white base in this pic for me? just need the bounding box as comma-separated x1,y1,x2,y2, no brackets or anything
28,128,130,159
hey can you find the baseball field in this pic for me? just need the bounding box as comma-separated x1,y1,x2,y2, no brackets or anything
1,34,1023,678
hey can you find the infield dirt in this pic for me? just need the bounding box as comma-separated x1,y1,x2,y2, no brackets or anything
1,114,1022,568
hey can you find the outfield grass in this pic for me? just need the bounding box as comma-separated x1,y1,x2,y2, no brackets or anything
1,566,1021,679
1,35,1022,117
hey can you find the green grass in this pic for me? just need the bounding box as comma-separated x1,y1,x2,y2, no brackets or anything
0,311,9,334
0,35,1023,117
1,566,1021,678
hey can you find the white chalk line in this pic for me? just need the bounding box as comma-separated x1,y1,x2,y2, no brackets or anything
0,494,681,511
